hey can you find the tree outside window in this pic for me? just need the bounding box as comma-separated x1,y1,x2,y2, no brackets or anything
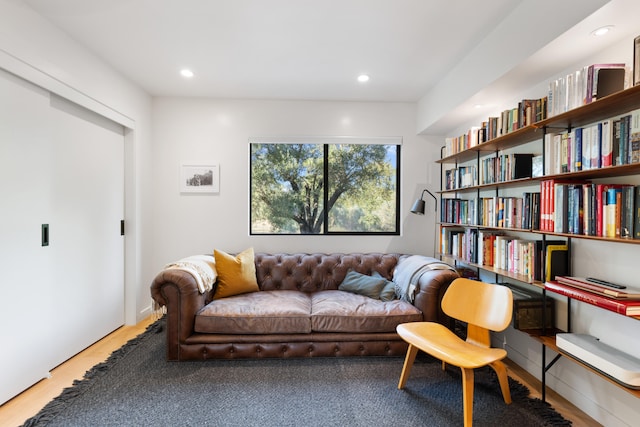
250,139,400,235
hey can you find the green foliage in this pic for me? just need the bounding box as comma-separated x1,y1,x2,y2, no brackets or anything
251,143,398,234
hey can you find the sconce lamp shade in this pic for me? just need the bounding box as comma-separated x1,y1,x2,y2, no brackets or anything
410,189,437,215
410,198,426,215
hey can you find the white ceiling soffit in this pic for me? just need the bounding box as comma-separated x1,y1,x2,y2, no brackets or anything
417,0,640,135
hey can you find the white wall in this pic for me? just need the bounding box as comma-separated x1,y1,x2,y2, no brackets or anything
149,98,440,274
0,0,153,324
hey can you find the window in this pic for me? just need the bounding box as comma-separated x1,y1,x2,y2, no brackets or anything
250,137,401,235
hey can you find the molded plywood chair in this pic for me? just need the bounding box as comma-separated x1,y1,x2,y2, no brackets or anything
396,278,513,427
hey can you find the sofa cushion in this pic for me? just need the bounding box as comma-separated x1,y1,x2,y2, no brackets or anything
338,270,387,299
194,290,312,334
310,290,422,333
213,247,259,299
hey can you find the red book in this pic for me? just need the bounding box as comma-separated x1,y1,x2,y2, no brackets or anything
548,180,554,231
545,281,640,316
540,180,551,231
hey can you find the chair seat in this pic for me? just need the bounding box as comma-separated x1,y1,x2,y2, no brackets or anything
397,322,507,369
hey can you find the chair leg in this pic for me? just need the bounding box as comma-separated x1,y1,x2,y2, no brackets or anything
461,367,474,427
398,344,419,389
489,361,512,405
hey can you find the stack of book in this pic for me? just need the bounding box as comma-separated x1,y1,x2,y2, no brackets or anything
547,63,626,118
545,276,640,317
442,96,547,158
542,109,640,176
538,179,640,238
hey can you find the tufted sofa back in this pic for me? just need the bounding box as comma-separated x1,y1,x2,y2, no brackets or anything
254,252,403,293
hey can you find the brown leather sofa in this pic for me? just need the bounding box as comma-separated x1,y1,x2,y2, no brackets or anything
150,252,459,361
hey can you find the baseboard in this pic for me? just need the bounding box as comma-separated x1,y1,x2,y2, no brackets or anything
139,305,152,317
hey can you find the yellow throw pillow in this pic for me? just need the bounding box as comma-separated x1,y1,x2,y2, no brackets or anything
213,248,259,299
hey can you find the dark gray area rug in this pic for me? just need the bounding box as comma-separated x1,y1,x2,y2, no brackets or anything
22,319,570,426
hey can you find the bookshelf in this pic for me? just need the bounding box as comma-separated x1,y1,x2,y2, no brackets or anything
437,83,640,402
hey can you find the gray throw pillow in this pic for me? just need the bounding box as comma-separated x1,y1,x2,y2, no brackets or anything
338,270,387,299
373,271,397,301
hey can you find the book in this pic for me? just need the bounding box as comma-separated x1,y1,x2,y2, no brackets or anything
545,281,640,316
510,153,534,179
600,120,613,167
561,132,569,173
593,67,626,100
635,185,640,239
582,183,596,236
619,114,630,165
548,179,588,234
595,183,626,237
591,122,602,169
621,186,634,238
568,184,584,235
573,127,583,171
612,118,621,165
531,192,541,231
606,187,622,237
630,109,640,164
556,276,640,299
532,240,565,281
586,63,626,103
582,126,592,169
545,244,568,282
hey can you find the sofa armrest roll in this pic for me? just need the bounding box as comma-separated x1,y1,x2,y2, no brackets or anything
150,269,211,360
412,268,460,324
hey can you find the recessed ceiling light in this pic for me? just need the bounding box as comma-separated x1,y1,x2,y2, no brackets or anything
180,69,194,78
591,25,613,37
357,74,370,83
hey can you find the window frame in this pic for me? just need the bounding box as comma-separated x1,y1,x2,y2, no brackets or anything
249,136,401,236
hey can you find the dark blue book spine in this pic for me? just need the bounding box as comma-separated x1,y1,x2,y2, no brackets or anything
574,128,582,171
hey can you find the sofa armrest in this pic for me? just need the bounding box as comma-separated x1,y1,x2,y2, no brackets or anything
412,268,459,324
150,269,212,360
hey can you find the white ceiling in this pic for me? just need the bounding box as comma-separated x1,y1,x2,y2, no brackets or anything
22,0,640,117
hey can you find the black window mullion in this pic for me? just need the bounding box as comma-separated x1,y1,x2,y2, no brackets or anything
323,144,329,234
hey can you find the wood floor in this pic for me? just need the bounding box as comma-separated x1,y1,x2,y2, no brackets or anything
0,316,600,427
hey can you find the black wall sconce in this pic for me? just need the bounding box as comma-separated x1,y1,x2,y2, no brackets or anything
410,189,438,257
410,189,437,215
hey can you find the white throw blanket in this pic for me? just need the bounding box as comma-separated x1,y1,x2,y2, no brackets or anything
393,255,455,303
164,254,217,294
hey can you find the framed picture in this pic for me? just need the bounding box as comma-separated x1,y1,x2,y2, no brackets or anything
635,35,640,86
180,164,219,193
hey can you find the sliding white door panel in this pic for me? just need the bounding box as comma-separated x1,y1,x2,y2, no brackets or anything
0,69,55,404
47,95,125,366
0,69,125,404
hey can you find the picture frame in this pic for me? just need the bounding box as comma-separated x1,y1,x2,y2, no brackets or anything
180,163,219,193
635,35,640,86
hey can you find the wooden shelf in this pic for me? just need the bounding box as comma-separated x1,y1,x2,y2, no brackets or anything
440,163,640,194
440,254,544,288
527,333,640,399
439,125,544,164
439,177,536,194
536,84,640,131
438,222,640,245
